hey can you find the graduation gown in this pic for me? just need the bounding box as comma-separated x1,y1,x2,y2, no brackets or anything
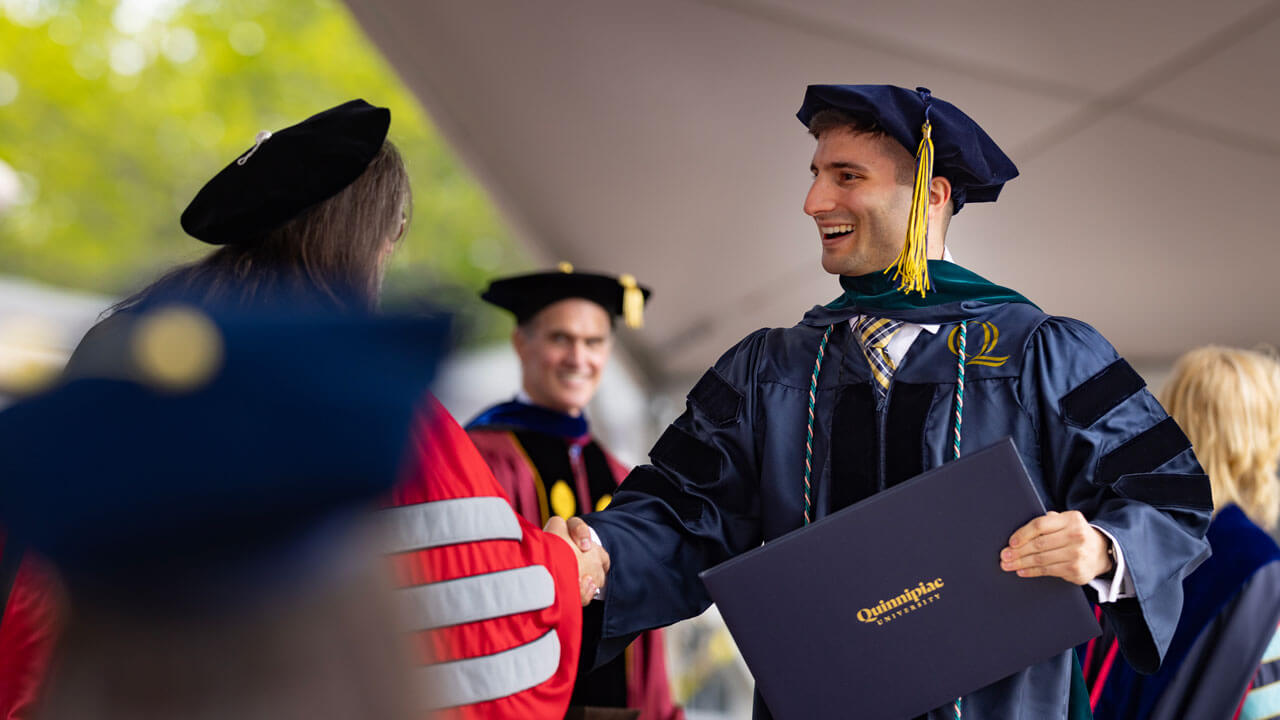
467,400,682,720
584,262,1213,720
1084,504,1280,719
384,395,585,720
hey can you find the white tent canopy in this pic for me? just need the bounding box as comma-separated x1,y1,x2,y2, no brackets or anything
346,0,1280,394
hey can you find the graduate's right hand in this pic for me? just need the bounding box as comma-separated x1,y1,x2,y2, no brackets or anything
566,517,607,570
568,517,610,598
545,516,609,605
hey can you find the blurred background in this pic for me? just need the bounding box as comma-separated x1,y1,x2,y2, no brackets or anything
4,1,1279,717
0,0,536,393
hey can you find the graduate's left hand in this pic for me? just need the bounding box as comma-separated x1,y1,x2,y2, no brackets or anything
1000,510,1114,585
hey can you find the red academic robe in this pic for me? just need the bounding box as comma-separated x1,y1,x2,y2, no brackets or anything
468,425,683,720
0,535,60,720
386,396,584,719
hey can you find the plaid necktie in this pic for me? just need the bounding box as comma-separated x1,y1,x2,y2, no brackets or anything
856,315,904,397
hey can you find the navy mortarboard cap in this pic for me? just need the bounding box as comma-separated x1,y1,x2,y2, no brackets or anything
180,99,391,245
0,304,450,591
797,85,1019,296
481,262,652,329
796,85,1017,212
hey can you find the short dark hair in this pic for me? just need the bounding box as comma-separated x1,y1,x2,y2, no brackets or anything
806,108,913,186
806,107,888,140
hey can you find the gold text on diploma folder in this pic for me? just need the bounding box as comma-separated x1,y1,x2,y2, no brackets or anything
856,578,945,626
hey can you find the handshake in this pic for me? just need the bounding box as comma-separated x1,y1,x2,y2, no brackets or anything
545,517,610,606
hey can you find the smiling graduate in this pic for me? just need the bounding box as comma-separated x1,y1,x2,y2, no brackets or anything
568,85,1214,720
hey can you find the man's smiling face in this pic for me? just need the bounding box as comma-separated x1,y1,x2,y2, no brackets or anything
803,127,916,277
514,298,612,417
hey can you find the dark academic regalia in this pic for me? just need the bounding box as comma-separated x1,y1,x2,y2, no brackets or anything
467,400,683,720
1084,503,1280,719
584,262,1213,720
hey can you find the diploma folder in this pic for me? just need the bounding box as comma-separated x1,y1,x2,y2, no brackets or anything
699,437,1101,720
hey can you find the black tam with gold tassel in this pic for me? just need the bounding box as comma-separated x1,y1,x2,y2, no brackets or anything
480,266,652,329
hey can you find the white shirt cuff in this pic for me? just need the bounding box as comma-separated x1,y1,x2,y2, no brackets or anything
585,524,606,602
1087,524,1135,602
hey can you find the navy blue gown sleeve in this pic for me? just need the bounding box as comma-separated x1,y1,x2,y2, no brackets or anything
585,328,772,665
1019,316,1213,673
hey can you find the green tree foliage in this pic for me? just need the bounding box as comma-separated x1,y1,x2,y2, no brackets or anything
0,0,527,342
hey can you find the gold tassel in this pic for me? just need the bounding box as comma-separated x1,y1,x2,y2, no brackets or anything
886,119,935,297
557,261,574,273
618,273,644,329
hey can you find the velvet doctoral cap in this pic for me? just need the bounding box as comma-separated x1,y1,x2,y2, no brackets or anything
0,303,450,588
795,84,1018,212
481,263,652,329
180,99,391,245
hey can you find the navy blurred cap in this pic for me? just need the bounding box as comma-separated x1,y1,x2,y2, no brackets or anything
0,303,450,591
180,99,391,245
796,84,1019,212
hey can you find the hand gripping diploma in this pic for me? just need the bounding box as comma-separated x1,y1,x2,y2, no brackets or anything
1000,510,1115,586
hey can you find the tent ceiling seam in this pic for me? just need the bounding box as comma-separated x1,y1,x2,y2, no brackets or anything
690,0,1280,160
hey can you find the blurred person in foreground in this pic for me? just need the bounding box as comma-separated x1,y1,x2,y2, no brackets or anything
467,268,681,720
2,303,449,720
1083,346,1280,719
47,100,606,719
561,84,1213,719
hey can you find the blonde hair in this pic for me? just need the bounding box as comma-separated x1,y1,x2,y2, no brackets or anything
1161,346,1280,530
